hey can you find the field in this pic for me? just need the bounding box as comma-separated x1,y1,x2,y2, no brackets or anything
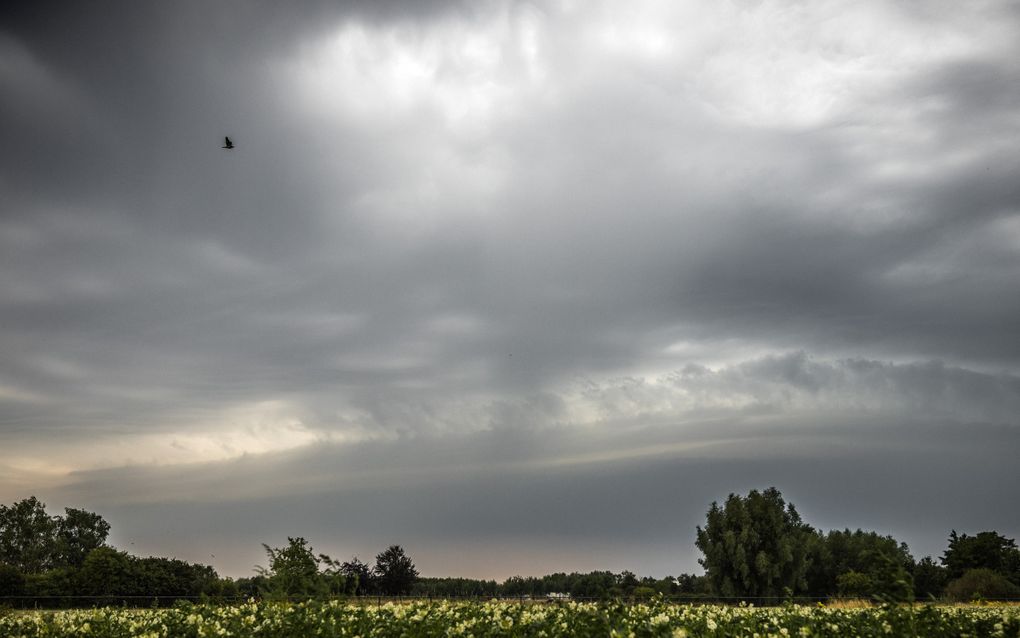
2,600,1018,637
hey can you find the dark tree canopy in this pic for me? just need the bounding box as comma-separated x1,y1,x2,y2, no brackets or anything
0,563,26,597
0,497,57,573
805,528,914,600
373,545,419,595
695,487,815,598
339,557,374,595
942,531,1020,584
913,556,949,600
0,497,110,574
55,507,111,569
76,547,136,596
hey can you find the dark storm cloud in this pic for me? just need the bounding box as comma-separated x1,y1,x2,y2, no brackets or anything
2,0,1020,578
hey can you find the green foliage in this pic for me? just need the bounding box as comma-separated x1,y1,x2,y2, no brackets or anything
317,554,351,596
234,574,269,599
373,544,419,595
259,537,328,598
338,557,374,595
675,573,710,595
0,497,110,573
0,496,57,573
945,568,1020,602
912,555,948,600
133,556,220,598
76,547,136,596
496,570,672,599
568,571,616,598
631,585,657,598
0,563,25,596
805,528,914,597
55,507,111,568
24,567,75,598
696,487,815,598
835,570,872,598
412,576,500,597
943,530,1020,585
862,549,914,602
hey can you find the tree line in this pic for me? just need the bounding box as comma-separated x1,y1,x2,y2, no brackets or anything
695,487,1020,602
2,492,1018,606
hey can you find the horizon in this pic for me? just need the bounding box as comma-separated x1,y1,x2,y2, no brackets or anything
6,489,1000,583
2,0,1019,582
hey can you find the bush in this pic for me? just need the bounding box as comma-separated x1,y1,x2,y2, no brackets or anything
945,568,1020,601
836,571,872,598
0,564,25,597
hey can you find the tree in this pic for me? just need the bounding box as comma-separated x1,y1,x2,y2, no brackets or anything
316,554,349,596
695,487,814,598
1,497,110,573
373,545,418,596
339,557,374,595
0,497,57,573
566,571,616,599
616,570,640,596
133,556,219,597
912,556,948,600
54,507,110,569
75,547,135,596
860,549,913,602
805,528,914,599
942,531,1020,585
259,537,324,597
675,573,710,596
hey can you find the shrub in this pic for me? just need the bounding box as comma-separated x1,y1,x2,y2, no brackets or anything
0,564,25,597
945,568,1020,601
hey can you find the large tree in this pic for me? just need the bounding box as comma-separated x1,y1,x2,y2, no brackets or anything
373,545,419,596
75,547,135,596
0,497,110,573
259,537,325,597
0,497,57,573
942,531,1020,585
55,507,111,569
695,487,814,598
805,528,914,599
338,557,374,595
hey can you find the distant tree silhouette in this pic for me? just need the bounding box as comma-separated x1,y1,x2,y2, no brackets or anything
339,557,374,595
373,545,418,595
943,531,1020,585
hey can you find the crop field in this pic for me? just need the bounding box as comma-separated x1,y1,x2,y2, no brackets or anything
2,600,1019,638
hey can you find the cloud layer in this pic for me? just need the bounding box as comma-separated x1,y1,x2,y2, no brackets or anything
2,0,1019,577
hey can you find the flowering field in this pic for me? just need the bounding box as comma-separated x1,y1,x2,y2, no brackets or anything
1,600,1018,637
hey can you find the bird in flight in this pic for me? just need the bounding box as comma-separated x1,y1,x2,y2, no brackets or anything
222,136,234,149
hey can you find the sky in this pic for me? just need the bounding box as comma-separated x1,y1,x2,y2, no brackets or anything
1,0,1019,580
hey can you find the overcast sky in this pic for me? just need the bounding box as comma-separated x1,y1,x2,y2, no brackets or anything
2,0,1019,580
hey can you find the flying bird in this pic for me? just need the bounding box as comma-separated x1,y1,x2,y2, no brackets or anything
222,136,234,149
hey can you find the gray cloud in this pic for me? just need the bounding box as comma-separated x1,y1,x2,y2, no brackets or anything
2,0,1019,578
21,354,1020,576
